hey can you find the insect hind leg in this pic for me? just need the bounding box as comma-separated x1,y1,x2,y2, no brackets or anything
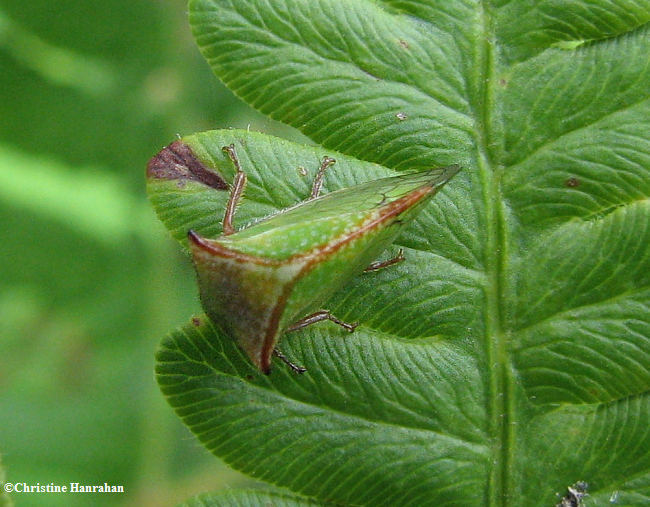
364,249,405,272
288,310,357,333
273,348,307,374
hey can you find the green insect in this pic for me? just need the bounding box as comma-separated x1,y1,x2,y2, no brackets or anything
182,144,459,373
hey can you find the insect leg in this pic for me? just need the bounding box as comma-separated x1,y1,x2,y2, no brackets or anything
309,156,336,199
364,248,405,272
273,348,307,374
278,311,356,374
288,310,358,333
221,144,248,235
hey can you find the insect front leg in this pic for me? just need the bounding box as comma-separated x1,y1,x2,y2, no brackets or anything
221,144,248,235
364,248,405,272
309,156,336,199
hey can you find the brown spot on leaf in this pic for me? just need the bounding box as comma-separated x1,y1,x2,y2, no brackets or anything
146,141,228,190
398,39,409,49
565,177,580,188
191,317,202,327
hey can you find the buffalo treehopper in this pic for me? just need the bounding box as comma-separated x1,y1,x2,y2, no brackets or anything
184,144,460,374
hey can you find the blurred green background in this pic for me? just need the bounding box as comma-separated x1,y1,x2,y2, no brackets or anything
0,1,305,505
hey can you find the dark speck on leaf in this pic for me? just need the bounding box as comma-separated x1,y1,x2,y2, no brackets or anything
499,78,507,86
565,177,580,188
398,39,409,49
246,374,254,381
556,481,588,507
191,317,202,327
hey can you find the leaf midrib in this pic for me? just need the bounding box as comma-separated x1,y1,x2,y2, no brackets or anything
474,4,514,506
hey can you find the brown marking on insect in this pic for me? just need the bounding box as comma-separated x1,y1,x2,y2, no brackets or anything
191,317,202,327
398,39,409,49
260,283,296,374
565,177,580,188
188,230,286,266
146,141,228,190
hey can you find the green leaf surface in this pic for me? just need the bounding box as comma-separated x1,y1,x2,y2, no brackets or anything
152,0,650,505
0,454,11,507
179,489,322,506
